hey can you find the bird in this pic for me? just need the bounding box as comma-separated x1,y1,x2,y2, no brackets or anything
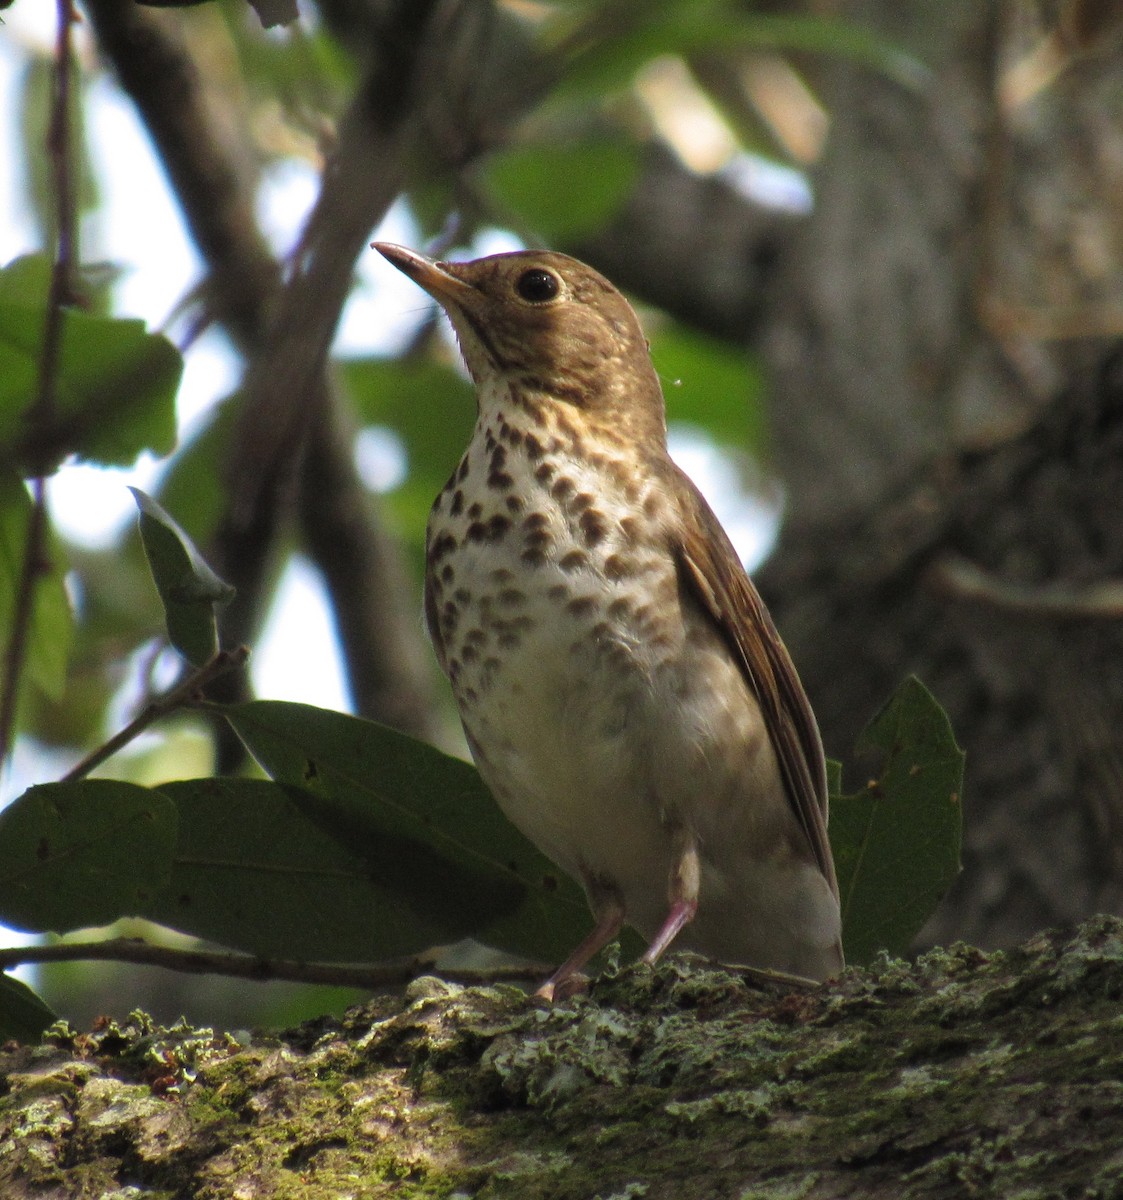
373,241,843,997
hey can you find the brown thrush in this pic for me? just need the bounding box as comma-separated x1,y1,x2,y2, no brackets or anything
374,242,843,995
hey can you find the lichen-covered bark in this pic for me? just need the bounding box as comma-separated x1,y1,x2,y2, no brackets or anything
3,917,1122,1198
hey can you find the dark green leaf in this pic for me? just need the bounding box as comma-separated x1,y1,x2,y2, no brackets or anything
484,139,641,240
831,677,964,964
0,255,180,472
0,781,178,934
129,487,235,666
145,777,498,960
0,974,56,1044
0,471,71,703
223,701,593,962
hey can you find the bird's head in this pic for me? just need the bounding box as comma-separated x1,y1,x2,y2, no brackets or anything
373,243,666,443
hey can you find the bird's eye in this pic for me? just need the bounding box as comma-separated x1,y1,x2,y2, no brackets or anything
515,268,560,303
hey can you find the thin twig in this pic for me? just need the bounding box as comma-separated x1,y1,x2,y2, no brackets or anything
60,648,249,783
0,937,550,991
0,0,77,769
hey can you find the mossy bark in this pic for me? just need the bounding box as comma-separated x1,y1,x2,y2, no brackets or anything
3,917,1122,1198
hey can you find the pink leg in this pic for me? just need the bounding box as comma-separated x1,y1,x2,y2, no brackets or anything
536,888,625,1002
641,834,700,965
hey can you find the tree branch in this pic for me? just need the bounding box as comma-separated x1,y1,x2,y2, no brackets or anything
0,936,549,990
0,0,77,769
82,1,440,745
59,648,249,783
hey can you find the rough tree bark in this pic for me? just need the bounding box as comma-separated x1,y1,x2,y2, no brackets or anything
2,917,1121,1198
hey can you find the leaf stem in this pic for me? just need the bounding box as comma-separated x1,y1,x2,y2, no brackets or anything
60,647,249,783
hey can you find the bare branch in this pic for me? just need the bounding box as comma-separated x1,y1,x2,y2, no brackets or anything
0,936,549,991
59,648,249,783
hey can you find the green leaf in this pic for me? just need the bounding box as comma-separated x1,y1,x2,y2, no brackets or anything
223,701,593,962
0,471,72,703
0,781,178,934
484,139,641,241
831,677,964,964
0,974,56,1044
144,777,499,961
650,323,766,454
130,487,234,666
341,357,476,554
0,254,181,472
555,2,929,98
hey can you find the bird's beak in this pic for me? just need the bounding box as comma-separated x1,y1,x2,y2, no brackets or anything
372,243,475,306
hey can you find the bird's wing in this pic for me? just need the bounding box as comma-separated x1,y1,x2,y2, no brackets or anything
670,470,838,899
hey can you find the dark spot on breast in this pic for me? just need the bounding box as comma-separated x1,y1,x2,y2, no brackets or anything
454,588,472,604
499,588,526,606
485,429,498,453
491,568,514,584
497,632,522,649
457,457,470,483
643,493,661,518
534,462,555,484
450,490,464,517
580,509,608,547
440,564,455,583
467,501,483,520
428,531,458,563
521,546,548,566
559,549,588,572
567,596,597,619
523,511,549,531
524,529,552,551
499,420,523,447
489,471,514,489
571,492,595,514
467,522,487,542
607,597,632,619
506,494,524,513
619,516,639,540
466,628,487,646
548,583,568,601
461,643,479,664
524,432,543,460
487,514,512,539
603,554,631,581
551,476,576,502
490,445,507,471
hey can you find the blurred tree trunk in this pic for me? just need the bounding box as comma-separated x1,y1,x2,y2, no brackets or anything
579,1,1123,948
